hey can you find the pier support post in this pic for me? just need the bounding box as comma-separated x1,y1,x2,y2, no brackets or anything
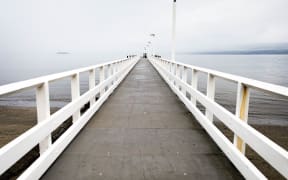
234,83,250,154
191,69,198,105
36,82,52,155
71,73,80,123
89,69,96,105
206,73,215,122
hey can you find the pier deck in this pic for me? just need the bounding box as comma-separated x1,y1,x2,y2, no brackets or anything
42,59,243,179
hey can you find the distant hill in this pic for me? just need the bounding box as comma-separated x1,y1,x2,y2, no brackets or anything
186,49,288,55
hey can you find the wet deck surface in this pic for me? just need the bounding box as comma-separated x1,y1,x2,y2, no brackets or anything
42,59,243,180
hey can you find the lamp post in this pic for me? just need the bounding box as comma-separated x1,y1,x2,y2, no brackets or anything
147,41,151,55
172,0,176,61
150,33,156,56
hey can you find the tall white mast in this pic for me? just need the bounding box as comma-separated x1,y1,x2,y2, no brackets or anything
171,0,176,61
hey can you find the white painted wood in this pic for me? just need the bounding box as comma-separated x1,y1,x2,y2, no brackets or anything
111,64,115,85
18,58,138,180
71,73,80,123
108,64,113,87
36,82,52,155
182,67,187,96
167,80,263,178
206,73,215,122
89,69,96,105
191,69,198,105
114,62,118,81
0,58,131,97
150,57,288,179
150,58,266,179
234,83,250,154
160,58,288,97
172,63,175,83
99,66,105,96
0,56,139,177
176,64,180,90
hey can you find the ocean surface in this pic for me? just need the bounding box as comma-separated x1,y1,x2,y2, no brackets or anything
0,53,288,125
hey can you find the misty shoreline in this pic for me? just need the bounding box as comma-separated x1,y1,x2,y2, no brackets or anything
182,49,288,55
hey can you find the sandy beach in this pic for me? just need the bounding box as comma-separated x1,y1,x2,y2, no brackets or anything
0,106,71,180
215,122,288,179
0,106,287,179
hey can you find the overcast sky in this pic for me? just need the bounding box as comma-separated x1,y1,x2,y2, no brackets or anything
0,0,288,55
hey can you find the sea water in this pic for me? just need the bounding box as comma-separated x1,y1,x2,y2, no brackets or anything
0,53,288,125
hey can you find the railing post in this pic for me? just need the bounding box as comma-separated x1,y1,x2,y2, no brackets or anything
36,82,52,155
169,62,172,81
107,64,112,88
99,66,105,96
234,83,250,154
114,62,119,81
119,61,122,73
176,64,180,90
206,73,215,122
172,63,176,85
166,61,170,76
71,73,80,123
191,69,198,105
182,67,187,96
89,69,96,105
110,64,114,85
111,64,115,85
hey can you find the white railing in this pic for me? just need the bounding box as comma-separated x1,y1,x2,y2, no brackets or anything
0,56,139,179
149,56,288,180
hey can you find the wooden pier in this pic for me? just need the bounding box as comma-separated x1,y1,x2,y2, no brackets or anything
42,59,242,179
1,57,287,179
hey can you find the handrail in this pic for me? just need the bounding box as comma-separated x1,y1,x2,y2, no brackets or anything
149,56,288,179
0,56,139,179
0,58,130,96
161,58,288,97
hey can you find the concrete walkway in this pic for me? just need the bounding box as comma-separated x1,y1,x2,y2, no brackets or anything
42,59,243,180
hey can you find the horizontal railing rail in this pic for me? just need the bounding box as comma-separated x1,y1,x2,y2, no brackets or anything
149,56,288,180
0,58,134,96
160,58,288,97
0,56,139,179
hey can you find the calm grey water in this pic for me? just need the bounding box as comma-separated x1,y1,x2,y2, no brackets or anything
0,53,288,125
0,52,126,107
177,54,288,125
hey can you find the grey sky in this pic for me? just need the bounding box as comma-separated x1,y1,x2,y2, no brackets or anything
0,0,288,55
